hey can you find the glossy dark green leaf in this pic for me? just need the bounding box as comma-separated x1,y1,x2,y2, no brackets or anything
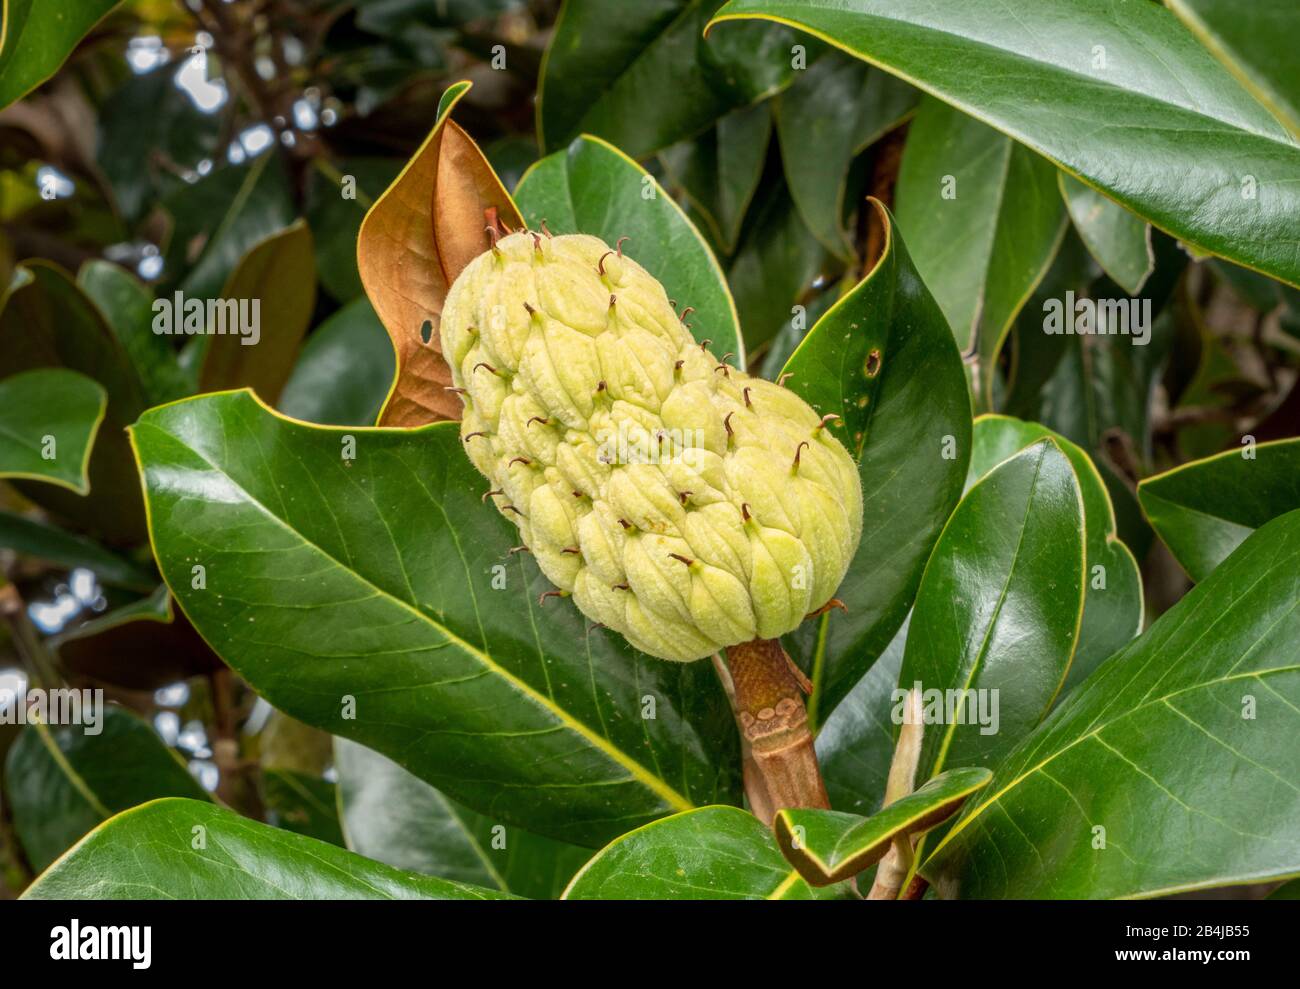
815,617,906,815
195,219,316,405
262,769,344,846
904,440,1084,787
0,510,154,591
778,202,970,726
172,155,296,301
1138,438,1300,582
51,586,223,690
775,767,991,885
775,54,918,258
279,298,395,427
924,510,1300,899
335,738,588,899
131,390,740,847
970,416,1142,690
538,0,807,158
1059,173,1153,297
894,97,1066,401
516,134,743,362
1167,0,1300,140
660,101,771,255
0,0,120,110
4,706,210,872
563,806,843,899
77,260,190,406
710,0,1300,286
0,369,105,494
0,262,147,542
22,798,512,900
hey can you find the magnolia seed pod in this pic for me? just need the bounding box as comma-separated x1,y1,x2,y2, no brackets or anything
442,231,862,662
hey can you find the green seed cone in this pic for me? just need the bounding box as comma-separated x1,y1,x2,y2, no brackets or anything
443,231,862,662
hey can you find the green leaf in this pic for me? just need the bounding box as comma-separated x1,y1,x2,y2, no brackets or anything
659,100,771,255
757,278,839,381
307,159,402,304
1033,232,1185,468
1167,0,1300,140
516,134,743,363
4,706,210,872
262,769,345,846
279,298,395,427
538,0,808,158
775,767,991,885
923,509,1300,899
726,178,828,352
0,510,155,591
77,260,190,406
970,416,1142,690
0,0,121,110
1138,438,1300,582
1059,173,1153,297
0,262,147,541
195,219,316,405
903,440,1084,785
22,798,513,900
1270,879,1300,900
775,53,918,258
131,390,740,848
778,202,971,726
815,616,906,815
51,586,224,692
1000,231,1098,420
335,738,588,899
563,805,843,899
894,97,1066,400
0,369,105,494
172,155,296,302
710,0,1300,286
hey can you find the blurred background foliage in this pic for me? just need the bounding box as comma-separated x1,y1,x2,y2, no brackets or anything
0,0,1297,897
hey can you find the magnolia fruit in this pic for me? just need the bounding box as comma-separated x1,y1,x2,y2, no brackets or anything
442,230,862,662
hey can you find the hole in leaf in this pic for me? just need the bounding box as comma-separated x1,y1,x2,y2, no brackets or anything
864,348,882,377
419,319,433,345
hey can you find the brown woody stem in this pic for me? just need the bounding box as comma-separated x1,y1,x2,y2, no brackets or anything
722,637,829,825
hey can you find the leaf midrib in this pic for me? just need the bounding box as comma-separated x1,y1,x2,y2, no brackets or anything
137,416,694,814
33,719,112,819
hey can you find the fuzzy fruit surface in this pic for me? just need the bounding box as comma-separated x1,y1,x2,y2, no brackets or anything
442,232,863,661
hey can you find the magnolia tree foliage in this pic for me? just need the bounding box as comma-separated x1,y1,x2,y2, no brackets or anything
0,0,1298,903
